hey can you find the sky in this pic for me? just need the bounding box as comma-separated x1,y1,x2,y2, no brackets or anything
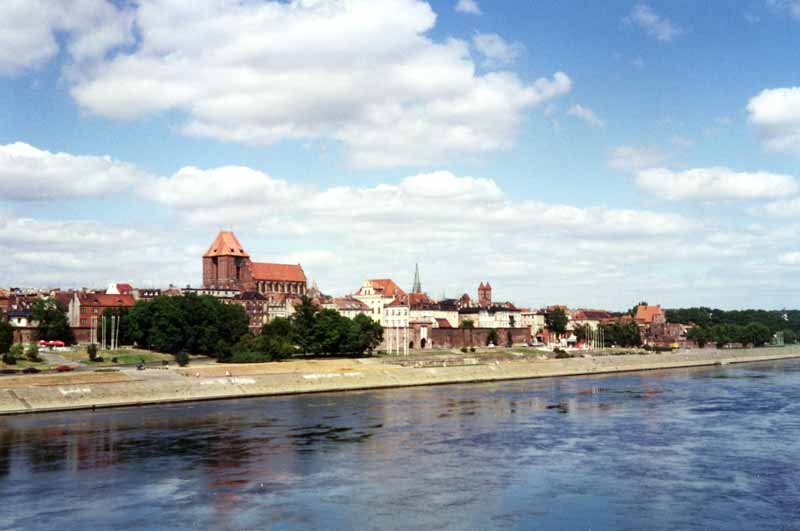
1,0,800,311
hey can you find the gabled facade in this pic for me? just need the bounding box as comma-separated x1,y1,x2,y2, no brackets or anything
353,278,406,326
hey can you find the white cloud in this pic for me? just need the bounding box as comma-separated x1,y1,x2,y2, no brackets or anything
780,251,800,265
608,145,666,172
0,0,133,75
747,87,800,153
636,167,798,201
0,215,193,288
66,0,570,169
0,142,143,200
767,0,800,18
624,4,683,42
472,33,525,68
751,197,800,218
455,0,482,15
566,104,605,128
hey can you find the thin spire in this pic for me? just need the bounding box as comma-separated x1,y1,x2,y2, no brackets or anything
412,263,422,294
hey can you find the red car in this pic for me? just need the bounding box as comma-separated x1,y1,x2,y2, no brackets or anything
55,365,74,372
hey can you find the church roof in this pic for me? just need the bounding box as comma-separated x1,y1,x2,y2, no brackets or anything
251,262,307,282
204,231,250,258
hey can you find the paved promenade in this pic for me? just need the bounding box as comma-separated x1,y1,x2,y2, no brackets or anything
1,348,798,415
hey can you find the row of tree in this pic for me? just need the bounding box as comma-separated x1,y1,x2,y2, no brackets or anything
127,293,250,355
687,323,773,349
227,297,384,362
667,307,800,341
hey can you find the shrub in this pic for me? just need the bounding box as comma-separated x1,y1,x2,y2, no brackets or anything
175,350,190,367
2,351,15,365
470,347,476,353
486,329,499,346
10,344,24,359
25,344,40,362
460,347,468,353
87,343,98,362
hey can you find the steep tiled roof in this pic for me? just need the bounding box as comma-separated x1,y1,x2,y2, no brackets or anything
203,230,250,258
333,297,369,311
634,305,664,325
435,318,453,328
251,262,306,282
387,297,409,307
359,279,406,297
116,283,134,294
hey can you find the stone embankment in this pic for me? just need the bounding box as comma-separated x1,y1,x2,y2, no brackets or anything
0,348,798,415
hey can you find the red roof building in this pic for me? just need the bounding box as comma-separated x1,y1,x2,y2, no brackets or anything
202,230,307,296
634,304,666,326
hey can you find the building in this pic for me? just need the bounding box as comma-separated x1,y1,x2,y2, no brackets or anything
353,279,406,326
634,304,666,326
477,282,492,307
409,300,460,328
202,230,307,296
384,297,410,328
231,291,270,331
572,309,615,331
459,304,522,329
323,297,371,319
68,292,136,343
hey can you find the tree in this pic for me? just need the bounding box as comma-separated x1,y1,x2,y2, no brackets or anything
782,329,797,345
348,314,383,355
0,320,12,354
25,344,40,362
32,298,74,344
486,328,499,346
102,307,132,347
127,294,248,355
687,326,708,348
744,323,772,347
87,343,99,361
545,309,568,339
574,324,591,343
10,344,23,359
291,296,320,354
459,319,475,329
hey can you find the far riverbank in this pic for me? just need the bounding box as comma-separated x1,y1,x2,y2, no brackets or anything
1,347,799,415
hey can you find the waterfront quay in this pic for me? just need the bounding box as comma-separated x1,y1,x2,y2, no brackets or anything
1,347,798,415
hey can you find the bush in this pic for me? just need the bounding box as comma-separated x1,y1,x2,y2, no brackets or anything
2,351,15,365
470,347,476,353
87,343,98,362
10,344,24,359
460,347,468,353
25,344,40,362
175,351,190,367
486,329,499,346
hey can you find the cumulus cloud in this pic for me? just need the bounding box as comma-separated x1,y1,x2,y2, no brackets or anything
747,86,800,153
636,166,798,201
0,142,144,200
66,0,570,169
566,104,605,128
472,33,525,68
608,145,666,172
455,0,482,15
624,4,683,42
0,0,133,75
751,197,800,218
0,215,193,287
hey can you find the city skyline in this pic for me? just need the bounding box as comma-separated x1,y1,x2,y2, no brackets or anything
2,0,800,310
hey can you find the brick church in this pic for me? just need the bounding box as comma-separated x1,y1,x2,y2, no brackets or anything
202,231,307,296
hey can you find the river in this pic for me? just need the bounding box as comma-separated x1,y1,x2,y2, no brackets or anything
1,359,799,530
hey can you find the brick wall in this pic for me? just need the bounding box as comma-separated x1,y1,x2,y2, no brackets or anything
381,325,531,351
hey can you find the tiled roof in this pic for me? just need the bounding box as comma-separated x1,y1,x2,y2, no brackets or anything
333,297,369,311
358,279,406,297
203,230,250,258
79,293,136,307
634,305,664,324
116,283,134,293
251,262,307,282
387,297,409,307
407,292,430,306
435,318,453,328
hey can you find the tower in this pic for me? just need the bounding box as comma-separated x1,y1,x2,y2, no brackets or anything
478,281,492,307
412,263,422,294
202,230,253,289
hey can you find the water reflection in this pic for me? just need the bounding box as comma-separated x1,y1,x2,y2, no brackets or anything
1,360,799,530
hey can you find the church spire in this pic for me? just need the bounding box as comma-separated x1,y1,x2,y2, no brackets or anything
412,263,422,294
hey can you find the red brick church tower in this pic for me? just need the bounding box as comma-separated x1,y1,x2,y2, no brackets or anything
478,281,492,307
203,231,253,289
202,230,308,295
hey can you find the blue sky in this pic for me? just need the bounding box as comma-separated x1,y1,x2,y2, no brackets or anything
1,0,800,310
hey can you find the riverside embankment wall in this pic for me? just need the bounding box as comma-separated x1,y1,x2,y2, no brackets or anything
1,348,799,415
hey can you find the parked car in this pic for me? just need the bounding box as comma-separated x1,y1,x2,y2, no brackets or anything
55,365,74,372
22,367,41,374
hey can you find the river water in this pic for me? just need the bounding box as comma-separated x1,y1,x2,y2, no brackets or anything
1,359,800,530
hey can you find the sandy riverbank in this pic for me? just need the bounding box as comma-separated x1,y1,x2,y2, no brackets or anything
1,348,798,415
